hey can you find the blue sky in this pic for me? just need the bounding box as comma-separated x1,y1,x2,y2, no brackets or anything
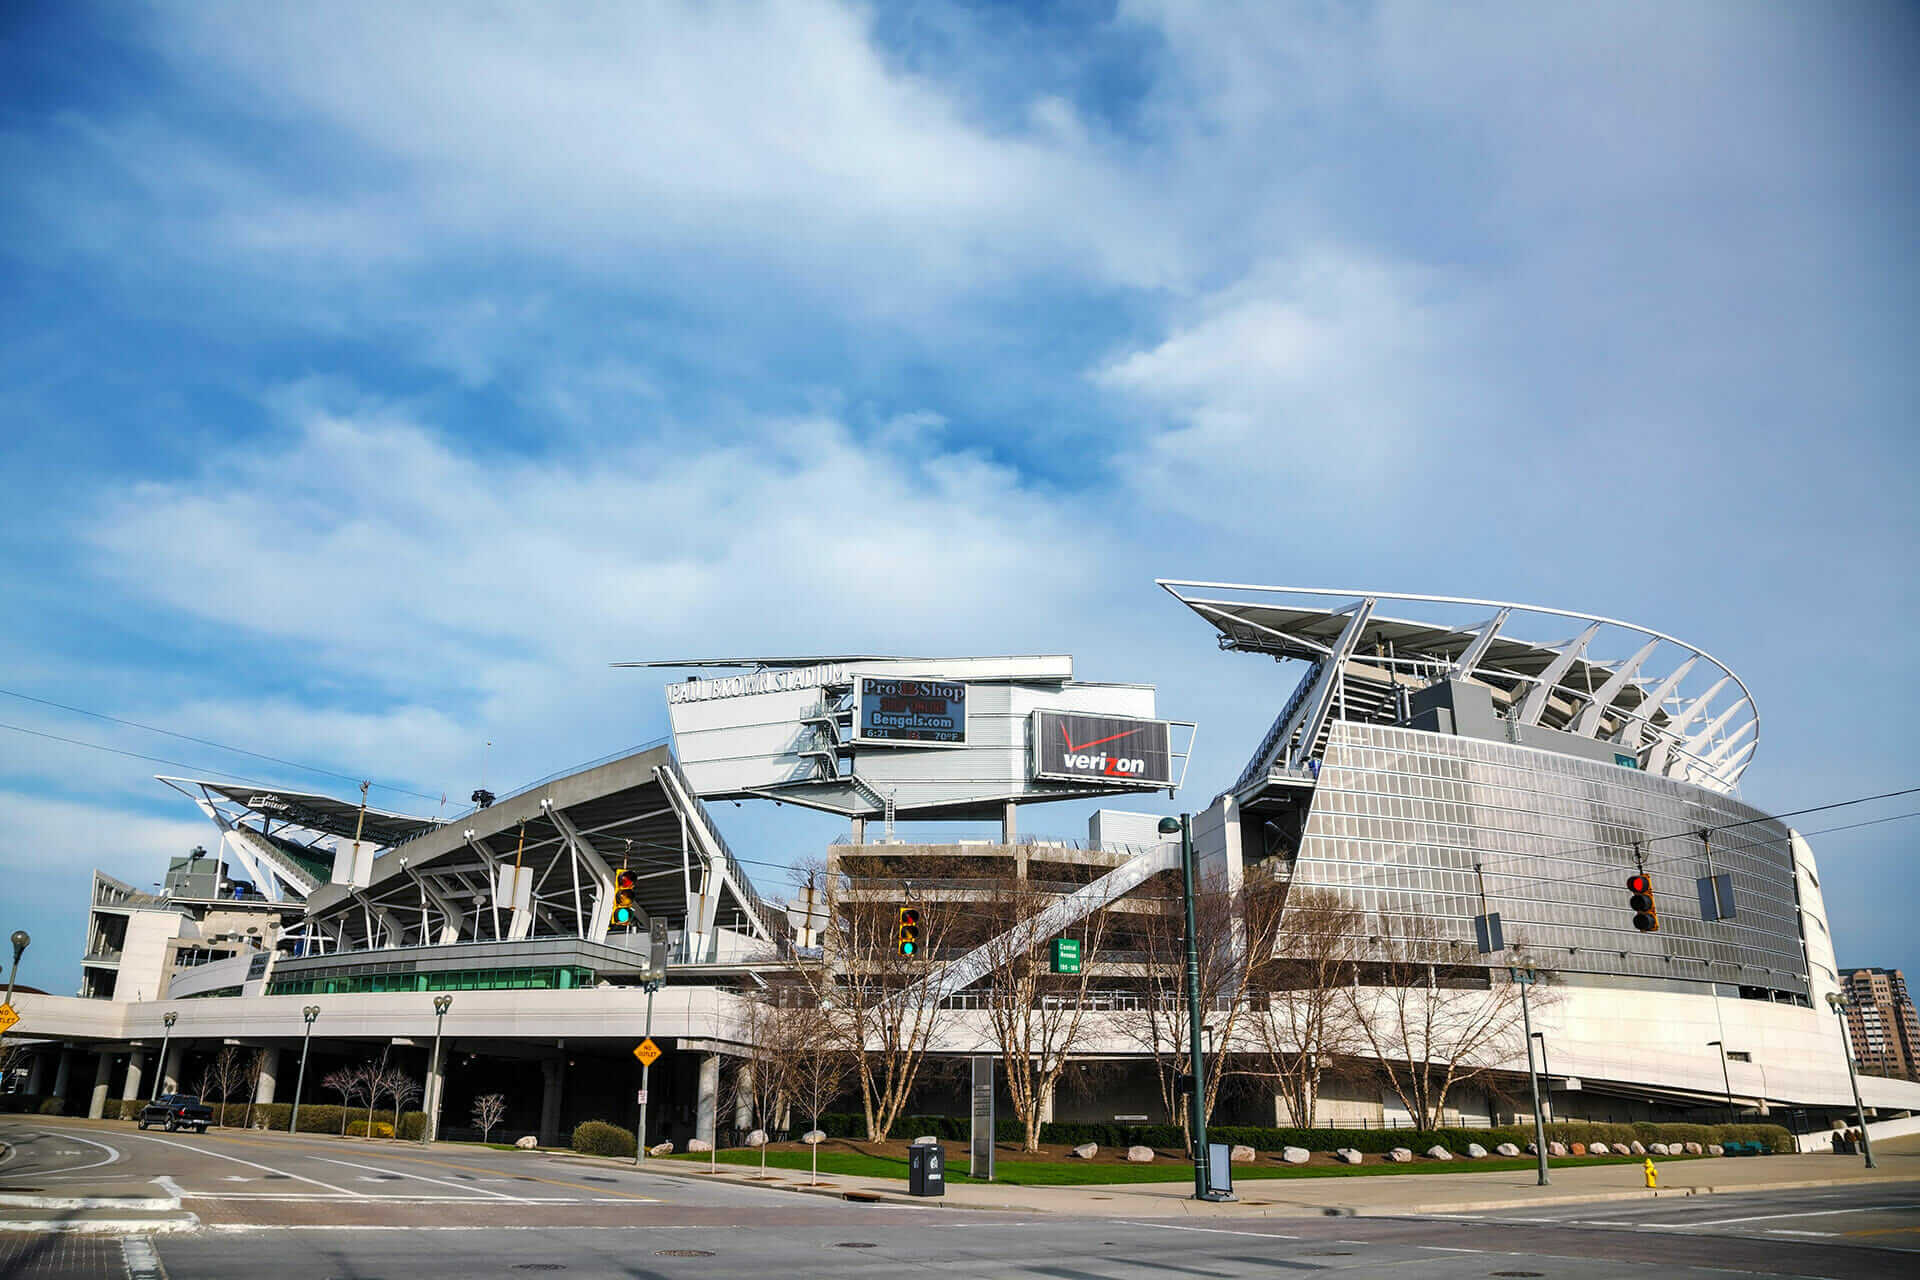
1,1,1915,997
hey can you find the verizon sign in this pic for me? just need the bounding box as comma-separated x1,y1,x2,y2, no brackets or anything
1031,710,1174,787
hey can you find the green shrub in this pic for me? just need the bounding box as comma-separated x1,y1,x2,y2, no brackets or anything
572,1120,637,1158
347,1120,395,1139
0,1094,44,1115
37,1098,65,1116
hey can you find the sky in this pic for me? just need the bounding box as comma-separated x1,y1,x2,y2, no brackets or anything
1,1,1916,998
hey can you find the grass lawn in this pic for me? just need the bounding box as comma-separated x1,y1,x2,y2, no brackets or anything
665,1144,1702,1187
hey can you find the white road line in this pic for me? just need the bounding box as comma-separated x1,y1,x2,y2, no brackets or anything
1120,1221,1301,1241
1419,1246,1485,1254
123,1133,363,1198
17,1131,123,1175
1677,1203,1920,1228
307,1153,525,1200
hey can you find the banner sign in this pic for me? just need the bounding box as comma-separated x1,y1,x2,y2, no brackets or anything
855,676,967,746
1031,710,1174,787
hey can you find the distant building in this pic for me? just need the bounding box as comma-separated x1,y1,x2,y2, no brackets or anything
1840,968,1920,1081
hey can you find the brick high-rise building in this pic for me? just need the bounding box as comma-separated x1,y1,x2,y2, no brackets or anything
1840,968,1920,1082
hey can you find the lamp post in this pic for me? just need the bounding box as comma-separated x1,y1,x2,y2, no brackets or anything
1509,958,1549,1186
424,994,453,1145
1530,1031,1554,1126
3,930,28,1012
1159,814,1229,1202
1825,992,1876,1168
290,1005,320,1135
152,1011,178,1103
1707,1040,1737,1124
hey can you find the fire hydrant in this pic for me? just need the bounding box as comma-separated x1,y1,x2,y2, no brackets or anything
1644,1159,1658,1189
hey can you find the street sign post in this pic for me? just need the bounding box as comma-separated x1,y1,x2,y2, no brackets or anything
1050,938,1080,974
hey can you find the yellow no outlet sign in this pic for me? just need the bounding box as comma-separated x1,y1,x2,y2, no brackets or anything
633,1038,661,1067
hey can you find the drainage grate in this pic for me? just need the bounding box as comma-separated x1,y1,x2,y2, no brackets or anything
1490,1272,1545,1277
655,1250,715,1258
1304,1251,1353,1257
582,1176,616,1183
835,1243,877,1249
512,1267,567,1273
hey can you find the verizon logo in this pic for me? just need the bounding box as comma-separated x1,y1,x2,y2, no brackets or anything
1060,726,1149,776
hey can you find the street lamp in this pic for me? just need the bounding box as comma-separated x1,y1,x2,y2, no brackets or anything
1825,992,1876,1169
290,1005,321,1135
1530,1031,1554,1126
1158,815,1230,1202
1707,1040,1737,1124
152,1011,178,1103
3,930,28,1011
1509,957,1549,1186
424,995,453,1144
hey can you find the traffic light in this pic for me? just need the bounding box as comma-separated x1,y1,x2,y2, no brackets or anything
896,906,922,957
612,868,637,927
1627,873,1659,932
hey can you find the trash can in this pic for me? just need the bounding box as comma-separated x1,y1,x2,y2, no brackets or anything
908,1143,946,1197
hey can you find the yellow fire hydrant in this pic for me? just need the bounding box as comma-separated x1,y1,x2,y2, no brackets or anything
1644,1158,1658,1189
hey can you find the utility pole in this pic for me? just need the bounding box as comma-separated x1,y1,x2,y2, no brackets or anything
1159,814,1230,1202
1511,959,1549,1186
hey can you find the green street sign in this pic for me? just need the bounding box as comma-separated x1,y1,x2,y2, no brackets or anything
1050,937,1081,974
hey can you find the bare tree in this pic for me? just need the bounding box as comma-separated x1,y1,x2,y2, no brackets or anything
779,1001,849,1185
975,872,1112,1153
239,1049,268,1129
195,1046,247,1126
1118,876,1258,1138
795,856,965,1142
321,1064,369,1134
1244,885,1366,1127
380,1070,422,1138
471,1093,507,1144
1343,912,1540,1129
731,993,796,1177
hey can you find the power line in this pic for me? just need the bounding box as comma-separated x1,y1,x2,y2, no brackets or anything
0,686,443,804
0,719,281,789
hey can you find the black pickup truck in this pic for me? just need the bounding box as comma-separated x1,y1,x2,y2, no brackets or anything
138,1093,213,1132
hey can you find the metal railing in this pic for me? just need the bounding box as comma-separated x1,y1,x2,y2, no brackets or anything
659,755,786,947
1232,661,1322,795
386,736,675,851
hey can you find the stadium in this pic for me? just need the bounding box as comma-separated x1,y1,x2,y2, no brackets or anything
7,581,1916,1151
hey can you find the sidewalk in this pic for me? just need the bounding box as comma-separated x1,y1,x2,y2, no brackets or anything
643,1137,1920,1219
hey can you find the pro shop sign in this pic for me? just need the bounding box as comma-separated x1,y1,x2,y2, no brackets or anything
1030,710,1174,787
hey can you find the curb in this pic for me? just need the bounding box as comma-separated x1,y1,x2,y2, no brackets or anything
626,1159,1023,1211
0,1194,179,1211
1394,1174,1914,1218
0,1217,199,1236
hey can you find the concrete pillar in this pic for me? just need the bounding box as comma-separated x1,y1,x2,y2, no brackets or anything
252,1048,281,1106
88,1051,114,1119
696,1053,719,1147
540,1058,564,1145
733,1062,754,1130
850,817,865,845
161,1043,184,1095
422,1048,444,1142
25,1052,48,1095
1002,801,1017,844
121,1050,147,1103
51,1050,74,1101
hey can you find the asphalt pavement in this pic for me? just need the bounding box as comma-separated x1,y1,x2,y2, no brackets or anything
2,1115,1915,1279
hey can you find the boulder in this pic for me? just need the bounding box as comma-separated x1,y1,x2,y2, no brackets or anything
802,1130,827,1146
1648,1142,1669,1156
1684,1142,1704,1156
649,1141,674,1156
1465,1143,1488,1159
745,1129,769,1148
1707,1144,1724,1157
1495,1142,1522,1157
1587,1142,1610,1155
1232,1145,1258,1164
1548,1141,1568,1157
1335,1148,1364,1165
1570,1142,1587,1156
1126,1145,1155,1163
911,1135,941,1148
1628,1141,1647,1156
1425,1146,1454,1161
687,1138,713,1153
514,1135,539,1150
1071,1142,1099,1160
1387,1147,1413,1163
1280,1146,1310,1165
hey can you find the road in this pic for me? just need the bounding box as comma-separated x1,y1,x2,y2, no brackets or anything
2,1116,1915,1278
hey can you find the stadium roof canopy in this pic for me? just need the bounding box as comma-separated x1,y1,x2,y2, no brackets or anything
189,781,441,847
1159,581,1759,794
